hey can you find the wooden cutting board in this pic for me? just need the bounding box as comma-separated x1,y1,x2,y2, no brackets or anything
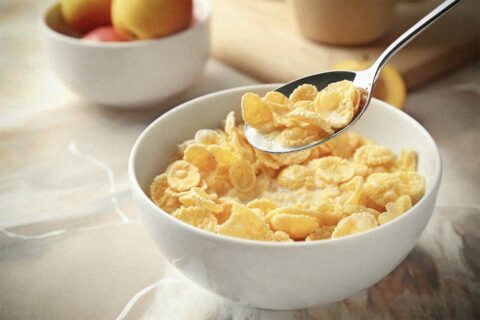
211,0,480,89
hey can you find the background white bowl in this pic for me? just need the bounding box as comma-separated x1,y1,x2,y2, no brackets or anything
129,85,442,310
41,1,210,108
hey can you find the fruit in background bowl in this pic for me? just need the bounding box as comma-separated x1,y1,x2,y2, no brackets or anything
61,0,112,33
112,0,193,40
42,1,210,107
82,26,128,42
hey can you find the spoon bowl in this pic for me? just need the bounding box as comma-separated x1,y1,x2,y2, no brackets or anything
245,70,372,154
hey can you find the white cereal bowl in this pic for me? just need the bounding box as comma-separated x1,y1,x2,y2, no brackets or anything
41,1,210,108
129,85,442,310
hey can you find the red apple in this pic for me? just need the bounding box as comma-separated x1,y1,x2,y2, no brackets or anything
82,26,128,42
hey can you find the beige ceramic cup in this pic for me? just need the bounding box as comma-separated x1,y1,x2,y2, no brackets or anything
289,0,396,45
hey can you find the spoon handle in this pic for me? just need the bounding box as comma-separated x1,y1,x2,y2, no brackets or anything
368,0,464,83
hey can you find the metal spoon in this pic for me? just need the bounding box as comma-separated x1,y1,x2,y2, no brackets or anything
245,0,464,154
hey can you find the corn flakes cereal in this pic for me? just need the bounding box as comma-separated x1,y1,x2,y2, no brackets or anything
247,198,278,213
178,187,223,213
378,195,412,225
202,167,231,195
227,127,256,163
273,230,293,242
278,127,322,147
265,204,314,223
207,145,237,167
271,111,296,128
240,81,362,148
316,185,341,202
224,111,236,136
178,139,196,156
332,212,378,238
162,188,183,212
314,80,357,129
287,109,334,135
241,93,274,132
231,175,268,202
325,131,361,159
261,190,301,207
293,100,315,112
255,150,281,170
351,162,369,177
317,96,354,129
362,172,401,207
266,202,337,226
271,150,311,167
394,149,417,172
250,208,266,220
312,156,355,184
216,196,236,224
337,176,364,205
167,160,201,192
363,170,424,207
358,192,385,213
150,175,183,213
306,145,327,161
340,204,381,218
150,174,169,206
194,129,227,146
306,225,335,241
353,145,395,167
184,144,217,172
264,92,292,118
150,94,425,242
277,165,308,190
264,91,290,105
289,84,318,103
258,165,280,179
313,203,345,226
270,213,319,240
367,165,393,175
229,158,257,192
217,203,274,241
173,206,217,232
395,171,425,203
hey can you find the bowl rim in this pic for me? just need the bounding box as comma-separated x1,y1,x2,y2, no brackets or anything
40,1,210,48
128,84,442,248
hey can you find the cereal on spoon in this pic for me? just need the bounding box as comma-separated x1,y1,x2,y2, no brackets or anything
242,80,361,147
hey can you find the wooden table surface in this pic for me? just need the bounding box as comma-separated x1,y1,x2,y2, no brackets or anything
1,1,479,319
